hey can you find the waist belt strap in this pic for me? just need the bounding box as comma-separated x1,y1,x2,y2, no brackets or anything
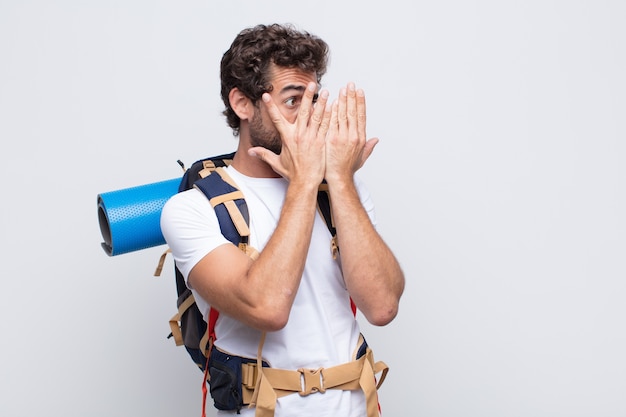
242,335,388,417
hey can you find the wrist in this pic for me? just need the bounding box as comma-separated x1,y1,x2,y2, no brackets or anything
324,172,355,190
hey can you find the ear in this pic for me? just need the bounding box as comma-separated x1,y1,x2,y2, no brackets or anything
229,88,254,121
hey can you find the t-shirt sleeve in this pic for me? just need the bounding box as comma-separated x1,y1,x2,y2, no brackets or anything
354,174,377,228
160,188,230,286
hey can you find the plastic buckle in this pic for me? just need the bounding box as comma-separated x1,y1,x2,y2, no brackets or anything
241,362,258,389
298,368,325,396
330,237,339,259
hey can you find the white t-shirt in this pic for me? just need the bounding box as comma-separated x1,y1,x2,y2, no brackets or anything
160,165,378,417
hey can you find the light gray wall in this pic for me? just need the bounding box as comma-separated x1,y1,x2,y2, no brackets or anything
1,1,624,416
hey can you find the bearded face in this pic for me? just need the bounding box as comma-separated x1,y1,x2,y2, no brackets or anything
248,105,282,155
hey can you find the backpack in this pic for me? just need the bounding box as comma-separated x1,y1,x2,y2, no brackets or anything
154,151,339,374
99,152,385,416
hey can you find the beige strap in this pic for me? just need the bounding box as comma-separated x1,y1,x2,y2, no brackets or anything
167,292,197,347
223,200,251,237
198,160,217,178
208,190,245,206
214,166,239,189
199,330,210,359
168,312,183,346
212,169,251,241
154,248,172,277
196,167,251,240
198,157,233,178
245,346,388,417
246,246,260,260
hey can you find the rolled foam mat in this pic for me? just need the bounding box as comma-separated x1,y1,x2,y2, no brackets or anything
97,177,181,256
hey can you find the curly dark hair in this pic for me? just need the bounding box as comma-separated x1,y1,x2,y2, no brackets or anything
220,23,329,135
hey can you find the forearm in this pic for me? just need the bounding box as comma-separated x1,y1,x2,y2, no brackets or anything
329,178,405,326
245,180,319,328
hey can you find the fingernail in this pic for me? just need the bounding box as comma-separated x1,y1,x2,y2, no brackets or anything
308,82,316,92
262,93,270,102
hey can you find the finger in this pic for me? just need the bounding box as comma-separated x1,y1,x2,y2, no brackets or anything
357,137,379,170
310,89,329,130
263,93,287,135
327,99,339,139
317,97,333,140
248,147,286,177
356,88,367,141
337,86,348,138
296,82,318,132
346,82,357,135
362,137,379,161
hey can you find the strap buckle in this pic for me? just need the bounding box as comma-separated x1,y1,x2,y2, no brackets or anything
241,362,258,389
298,367,325,396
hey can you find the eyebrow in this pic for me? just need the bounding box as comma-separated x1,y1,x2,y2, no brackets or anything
279,84,319,101
280,84,305,93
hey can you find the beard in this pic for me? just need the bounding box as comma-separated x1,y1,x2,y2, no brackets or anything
248,109,282,155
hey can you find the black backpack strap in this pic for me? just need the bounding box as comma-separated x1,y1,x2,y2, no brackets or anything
163,152,242,372
186,166,255,371
194,167,250,251
317,180,338,258
178,151,236,193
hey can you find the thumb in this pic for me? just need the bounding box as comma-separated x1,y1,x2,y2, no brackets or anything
358,137,379,170
248,147,286,177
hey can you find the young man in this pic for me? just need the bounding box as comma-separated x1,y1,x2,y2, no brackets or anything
160,23,405,417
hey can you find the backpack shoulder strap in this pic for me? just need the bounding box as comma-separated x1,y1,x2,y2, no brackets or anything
194,167,252,253
178,151,236,192
316,180,339,259
161,152,246,371
190,166,257,354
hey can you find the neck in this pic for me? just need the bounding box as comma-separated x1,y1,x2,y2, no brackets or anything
231,131,281,179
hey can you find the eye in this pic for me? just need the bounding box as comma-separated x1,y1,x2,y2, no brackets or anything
284,97,298,107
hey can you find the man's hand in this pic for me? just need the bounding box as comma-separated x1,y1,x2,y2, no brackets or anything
325,82,378,184
249,82,331,185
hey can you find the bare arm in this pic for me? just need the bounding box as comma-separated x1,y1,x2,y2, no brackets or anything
188,82,331,332
188,179,319,331
325,83,405,326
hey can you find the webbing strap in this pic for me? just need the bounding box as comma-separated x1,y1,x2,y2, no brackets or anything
245,347,387,417
222,199,251,238
205,168,250,239
198,158,232,178
167,293,196,346
208,190,245,206
153,248,171,277
214,166,239,189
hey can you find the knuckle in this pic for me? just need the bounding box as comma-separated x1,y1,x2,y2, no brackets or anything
311,113,322,124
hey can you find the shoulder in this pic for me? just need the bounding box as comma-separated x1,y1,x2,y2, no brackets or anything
160,187,220,239
161,187,209,218
160,187,229,279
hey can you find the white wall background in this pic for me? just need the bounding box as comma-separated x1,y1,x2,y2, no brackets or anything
1,1,624,416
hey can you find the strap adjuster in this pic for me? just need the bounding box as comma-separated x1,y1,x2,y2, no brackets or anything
241,362,258,389
298,367,325,396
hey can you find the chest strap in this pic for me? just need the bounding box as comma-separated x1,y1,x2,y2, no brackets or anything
242,334,388,417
